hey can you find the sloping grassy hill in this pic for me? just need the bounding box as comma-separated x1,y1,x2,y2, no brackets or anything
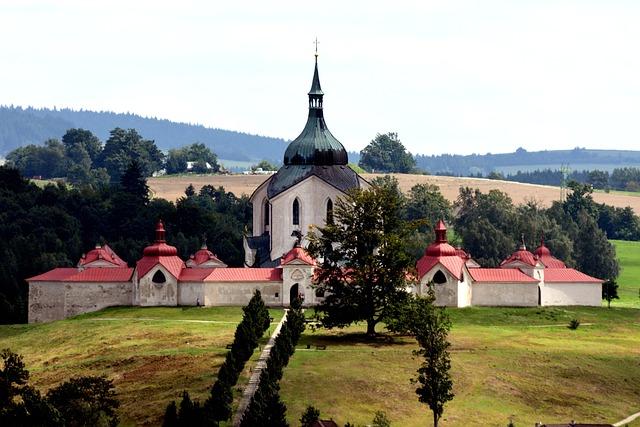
612,240,640,308
0,307,283,426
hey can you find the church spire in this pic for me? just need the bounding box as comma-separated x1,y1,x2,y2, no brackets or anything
308,41,324,108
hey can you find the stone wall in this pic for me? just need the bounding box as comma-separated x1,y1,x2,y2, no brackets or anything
136,265,178,306
420,267,459,307
29,281,132,323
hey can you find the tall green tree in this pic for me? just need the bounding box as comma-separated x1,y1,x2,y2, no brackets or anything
165,143,220,175
97,128,164,182
411,289,454,427
359,132,416,173
307,184,415,336
574,212,619,281
62,129,102,164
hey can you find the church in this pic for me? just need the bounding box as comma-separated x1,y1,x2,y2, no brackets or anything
26,57,604,323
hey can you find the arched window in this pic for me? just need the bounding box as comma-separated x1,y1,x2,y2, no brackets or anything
326,199,334,224
263,200,270,227
433,270,447,284
152,270,166,284
292,199,300,225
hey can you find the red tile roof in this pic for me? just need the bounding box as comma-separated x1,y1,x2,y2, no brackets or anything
136,256,185,279
468,268,538,283
179,268,216,281
544,268,603,283
500,248,540,267
205,268,281,282
27,268,134,282
534,244,567,268
189,245,226,266
281,246,316,266
78,244,127,268
179,267,281,282
417,254,466,281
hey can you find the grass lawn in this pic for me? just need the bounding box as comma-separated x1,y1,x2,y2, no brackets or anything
612,240,640,308
0,306,284,426
281,306,640,426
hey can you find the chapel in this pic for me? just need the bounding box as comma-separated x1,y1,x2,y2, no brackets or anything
26,57,604,323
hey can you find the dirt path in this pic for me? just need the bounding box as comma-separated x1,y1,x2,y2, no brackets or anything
148,173,640,212
614,410,640,426
233,310,288,426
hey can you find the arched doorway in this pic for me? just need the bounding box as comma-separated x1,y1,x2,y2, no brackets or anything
289,283,299,306
538,286,542,306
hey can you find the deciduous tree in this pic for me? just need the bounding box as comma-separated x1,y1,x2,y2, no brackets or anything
359,132,416,173
307,184,415,337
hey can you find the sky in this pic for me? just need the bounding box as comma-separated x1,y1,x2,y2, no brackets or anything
1,0,639,156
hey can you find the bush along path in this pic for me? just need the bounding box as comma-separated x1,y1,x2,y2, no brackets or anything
162,290,271,427
239,297,306,427
232,308,288,426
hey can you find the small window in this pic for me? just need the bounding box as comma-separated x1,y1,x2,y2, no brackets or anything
152,270,166,284
263,200,270,226
293,199,300,225
275,292,279,298
326,199,334,224
315,288,325,298
433,270,447,284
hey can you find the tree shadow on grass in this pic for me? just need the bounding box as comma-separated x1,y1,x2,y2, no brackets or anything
297,329,413,348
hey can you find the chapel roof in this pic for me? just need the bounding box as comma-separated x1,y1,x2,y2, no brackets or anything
266,55,360,199
281,244,316,266
27,267,134,282
468,268,538,283
188,242,227,268
136,220,185,279
533,239,567,268
416,220,470,280
78,244,127,268
500,240,541,268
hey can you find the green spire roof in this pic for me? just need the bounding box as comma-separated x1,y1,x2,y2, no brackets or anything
283,56,348,166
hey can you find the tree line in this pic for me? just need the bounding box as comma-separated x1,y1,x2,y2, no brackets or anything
502,167,640,192
5,127,223,185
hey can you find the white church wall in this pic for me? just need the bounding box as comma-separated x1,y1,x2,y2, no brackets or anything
203,282,282,307
471,282,538,306
137,265,178,306
269,176,344,261
251,180,270,236
457,271,472,308
540,282,601,306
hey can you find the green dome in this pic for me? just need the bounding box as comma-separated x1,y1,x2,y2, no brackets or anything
283,58,348,166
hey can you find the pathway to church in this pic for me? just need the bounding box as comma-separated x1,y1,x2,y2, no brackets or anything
232,309,289,426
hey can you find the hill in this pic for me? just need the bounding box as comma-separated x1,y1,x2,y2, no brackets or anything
0,106,289,164
416,147,640,176
147,173,640,214
0,306,637,426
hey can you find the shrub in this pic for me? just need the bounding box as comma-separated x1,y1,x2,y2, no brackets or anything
568,319,580,330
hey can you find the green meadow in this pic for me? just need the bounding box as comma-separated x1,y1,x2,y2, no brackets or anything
612,239,640,308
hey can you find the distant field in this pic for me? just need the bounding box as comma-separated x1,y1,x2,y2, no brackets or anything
0,307,283,426
148,173,640,213
612,240,640,309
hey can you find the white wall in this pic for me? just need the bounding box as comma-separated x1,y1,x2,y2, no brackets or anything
203,281,283,306
471,282,538,306
420,265,461,307
268,176,344,261
282,263,316,306
540,282,601,306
